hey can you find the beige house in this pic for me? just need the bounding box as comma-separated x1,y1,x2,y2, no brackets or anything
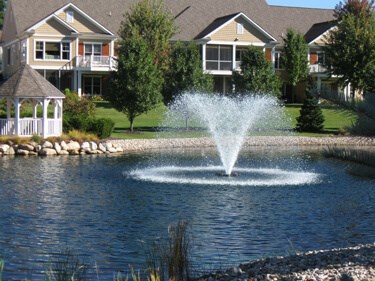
1,0,345,102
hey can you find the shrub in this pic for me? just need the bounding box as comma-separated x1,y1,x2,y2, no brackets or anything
351,93,375,136
89,118,114,138
63,91,96,118
296,93,325,132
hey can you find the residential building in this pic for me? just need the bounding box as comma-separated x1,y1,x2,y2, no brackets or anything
1,0,343,102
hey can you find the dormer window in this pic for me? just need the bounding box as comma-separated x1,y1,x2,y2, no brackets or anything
66,11,74,23
236,23,244,35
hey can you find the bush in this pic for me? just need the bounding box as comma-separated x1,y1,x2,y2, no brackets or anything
296,93,325,132
63,91,96,117
351,93,375,136
89,118,114,138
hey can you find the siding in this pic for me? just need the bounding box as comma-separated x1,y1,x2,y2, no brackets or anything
265,48,272,62
310,52,318,64
35,19,72,35
57,9,104,34
211,18,270,43
28,37,77,67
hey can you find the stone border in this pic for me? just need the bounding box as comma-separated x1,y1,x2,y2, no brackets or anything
1,136,375,156
0,140,124,156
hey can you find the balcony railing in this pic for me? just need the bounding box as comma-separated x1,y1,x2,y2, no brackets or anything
309,64,327,74
77,55,117,69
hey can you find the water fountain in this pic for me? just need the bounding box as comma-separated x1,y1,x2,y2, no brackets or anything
130,93,320,186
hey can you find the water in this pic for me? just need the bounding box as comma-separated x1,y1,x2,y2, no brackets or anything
0,147,374,280
165,93,288,175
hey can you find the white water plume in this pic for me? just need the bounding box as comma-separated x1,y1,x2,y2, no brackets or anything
165,93,288,175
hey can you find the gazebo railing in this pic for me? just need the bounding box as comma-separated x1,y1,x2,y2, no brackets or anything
0,118,62,137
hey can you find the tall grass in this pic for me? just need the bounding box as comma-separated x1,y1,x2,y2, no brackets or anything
146,222,191,281
45,249,87,281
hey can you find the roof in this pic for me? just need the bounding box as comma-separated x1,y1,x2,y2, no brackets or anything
305,20,337,44
0,64,65,98
2,0,335,43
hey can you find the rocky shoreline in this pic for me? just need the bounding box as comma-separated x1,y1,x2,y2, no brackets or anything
1,136,375,156
196,244,375,281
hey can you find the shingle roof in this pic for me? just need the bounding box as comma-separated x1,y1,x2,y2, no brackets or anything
3,0,335,43
0,64,65,98
304,20,337,44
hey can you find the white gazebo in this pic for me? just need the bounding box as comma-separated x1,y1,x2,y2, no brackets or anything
0,64,65,137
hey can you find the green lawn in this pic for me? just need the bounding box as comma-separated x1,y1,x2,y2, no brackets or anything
95,101,358,139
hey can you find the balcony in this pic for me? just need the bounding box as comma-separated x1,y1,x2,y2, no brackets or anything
309,64,327,74
77,55,117,70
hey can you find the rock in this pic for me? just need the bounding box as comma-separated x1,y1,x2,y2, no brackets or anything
81,142,90,150
4,146,15,155
98,143,107,152
42,141,53,148
86,150,98,154
58,150,69,155
35,145,42,153
60,140,68,150
54,142,61,153
16,149,29,155
108,147,117,153
89,141,97,151
39,148,57,156
18,143,35,151
0,144,10,153
29,151,38,156
66,141,80,151
69,149,80,155
116,147,124,153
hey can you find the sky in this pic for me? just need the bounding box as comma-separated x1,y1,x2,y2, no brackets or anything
267,0,339,9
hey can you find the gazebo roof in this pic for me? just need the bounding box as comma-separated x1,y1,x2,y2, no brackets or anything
0,64,65,99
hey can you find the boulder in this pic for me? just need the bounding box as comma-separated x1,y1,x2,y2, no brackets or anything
16,149,29,155
81,142,90,150
116,147,124,153
39,148,57,156
60,140,68,150
4,147,15,155
54,142,62,153
66,141,81,151
98,143,107,152
42,141,53,148
35,145,42,153
69,149,80,155
18,143,35,151
108,147,117,153
0,144,10,153
58,150,69,155
89,141,98,151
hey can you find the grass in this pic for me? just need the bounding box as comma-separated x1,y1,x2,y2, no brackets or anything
95,100,358,139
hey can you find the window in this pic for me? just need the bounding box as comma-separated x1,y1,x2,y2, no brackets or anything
7,47,11,65
84,43,102,63
66,11,74,23
235,47,247,69
35,41,70,60
317,51,325,65
274,51,283,69
236,23,244,35
83,76,102,96
206,45,233,71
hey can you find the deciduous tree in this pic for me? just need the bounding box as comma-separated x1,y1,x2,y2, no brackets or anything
232,46,281,97
162,42,213,105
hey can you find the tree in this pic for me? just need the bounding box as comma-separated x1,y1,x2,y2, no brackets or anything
282,28,309,87
119,0,176,70
0,0,5,30
232,46,281,96
296,93,325,132
106,36,163,131
325,0,375,95
162,42,213,105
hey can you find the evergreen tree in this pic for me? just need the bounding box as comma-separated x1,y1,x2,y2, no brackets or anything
106,36,163,131
296,93,325,132
325,0,375,94
232,46,281,96
162,42,213,105
0,0,5,30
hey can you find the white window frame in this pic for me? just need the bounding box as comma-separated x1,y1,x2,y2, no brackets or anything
66,11,74,23
34,40,71,61
236,23,244,35
206,45,233,71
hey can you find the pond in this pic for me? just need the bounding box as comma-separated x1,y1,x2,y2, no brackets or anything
0,147,374,280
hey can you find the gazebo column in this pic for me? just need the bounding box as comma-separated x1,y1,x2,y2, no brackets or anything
42,98,50,138
32,101,38,119
14,98,21,136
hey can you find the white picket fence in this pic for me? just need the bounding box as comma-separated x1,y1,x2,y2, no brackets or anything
0,118,62,137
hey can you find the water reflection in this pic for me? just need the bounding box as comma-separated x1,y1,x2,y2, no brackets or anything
0,148,374,279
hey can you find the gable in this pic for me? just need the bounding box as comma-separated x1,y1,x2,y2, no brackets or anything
35,18,75,36
1,2,18,43
210,17,271,43
56,8,105,34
